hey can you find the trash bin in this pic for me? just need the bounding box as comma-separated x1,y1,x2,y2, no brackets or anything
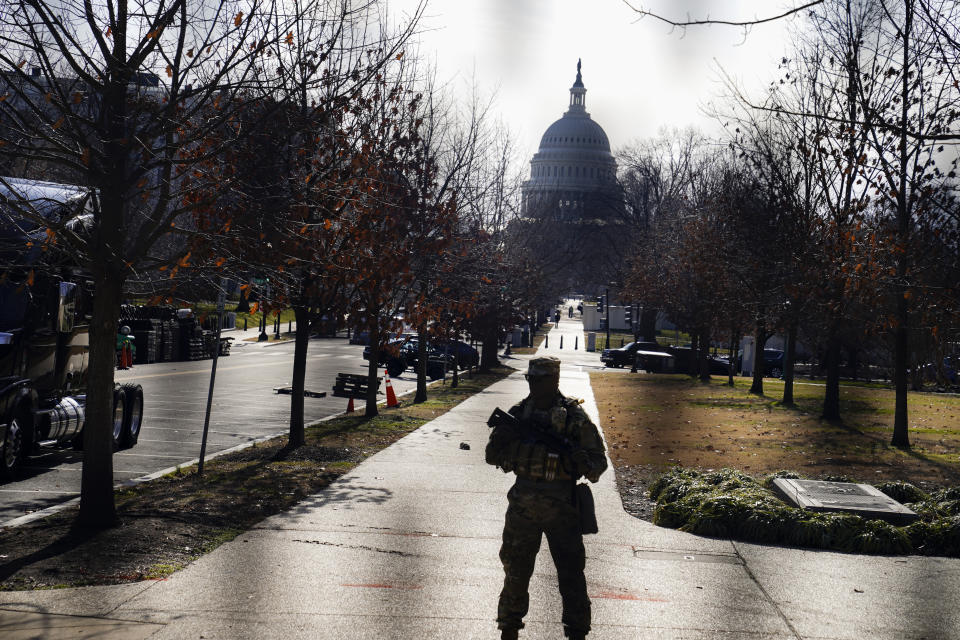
586,332,596,352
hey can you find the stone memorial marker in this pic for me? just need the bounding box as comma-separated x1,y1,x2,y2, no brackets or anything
772,478,918,524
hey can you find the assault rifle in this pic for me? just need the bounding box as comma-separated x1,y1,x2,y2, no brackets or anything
487,407,578,455
487,406,599,533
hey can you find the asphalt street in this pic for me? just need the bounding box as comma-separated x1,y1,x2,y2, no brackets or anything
0,333,427,524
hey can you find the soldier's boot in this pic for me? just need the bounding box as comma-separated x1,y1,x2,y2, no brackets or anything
564,630,587,640
500,629,519,640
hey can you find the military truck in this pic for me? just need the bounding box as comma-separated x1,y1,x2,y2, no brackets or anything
0,177,143,480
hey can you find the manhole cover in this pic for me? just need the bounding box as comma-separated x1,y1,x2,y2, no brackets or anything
772,479,918,524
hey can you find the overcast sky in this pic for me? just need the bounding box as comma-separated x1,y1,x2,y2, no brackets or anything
389,0,806,161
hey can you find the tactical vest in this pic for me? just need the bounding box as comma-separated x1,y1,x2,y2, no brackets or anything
501,396,581,482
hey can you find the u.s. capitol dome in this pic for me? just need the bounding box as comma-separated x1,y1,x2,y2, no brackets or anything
521,61,622,221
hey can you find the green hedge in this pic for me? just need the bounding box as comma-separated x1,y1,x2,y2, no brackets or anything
648,467,960,556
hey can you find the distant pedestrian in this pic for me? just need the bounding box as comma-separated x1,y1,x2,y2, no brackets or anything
555,309,561,325
485,356,608,640
116,326,135,369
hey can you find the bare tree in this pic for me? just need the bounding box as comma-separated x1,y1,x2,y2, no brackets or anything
0,0,329,528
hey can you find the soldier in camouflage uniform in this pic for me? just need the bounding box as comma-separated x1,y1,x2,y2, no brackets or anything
486,356,607,640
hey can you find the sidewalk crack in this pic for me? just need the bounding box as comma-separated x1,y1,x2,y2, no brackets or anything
731,541,803,640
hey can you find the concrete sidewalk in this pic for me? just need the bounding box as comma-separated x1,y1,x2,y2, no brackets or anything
2,317,959,639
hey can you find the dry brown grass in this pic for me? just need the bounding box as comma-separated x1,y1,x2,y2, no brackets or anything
592,373,960,491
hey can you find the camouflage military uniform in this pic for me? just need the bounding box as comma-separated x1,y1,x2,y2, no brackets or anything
486,358,607,639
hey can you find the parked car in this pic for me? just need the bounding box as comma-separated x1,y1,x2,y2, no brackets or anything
362,335,414,365
708,355,733,375
762,349,785,378
432,340,479,369
601,341,663,368
362,335,453,379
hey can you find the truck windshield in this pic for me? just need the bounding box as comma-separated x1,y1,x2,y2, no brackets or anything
0,282,29,331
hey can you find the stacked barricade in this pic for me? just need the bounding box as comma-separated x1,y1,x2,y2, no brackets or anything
117,305,231,363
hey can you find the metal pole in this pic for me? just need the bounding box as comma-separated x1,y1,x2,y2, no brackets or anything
605,287,611,350
198,291,225,475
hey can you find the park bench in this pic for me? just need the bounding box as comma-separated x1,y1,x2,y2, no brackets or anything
332,372,380,399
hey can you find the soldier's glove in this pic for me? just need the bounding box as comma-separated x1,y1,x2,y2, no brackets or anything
570,450,592,478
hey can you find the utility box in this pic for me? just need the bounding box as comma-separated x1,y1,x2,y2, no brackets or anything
607,306,629,331
740,336,756,376
586,332,596,352
582,305,601,331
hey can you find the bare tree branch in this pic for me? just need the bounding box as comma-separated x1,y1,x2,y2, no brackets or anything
622,0,824,28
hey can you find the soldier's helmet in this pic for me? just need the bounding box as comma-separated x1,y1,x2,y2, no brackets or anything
527,356,560,377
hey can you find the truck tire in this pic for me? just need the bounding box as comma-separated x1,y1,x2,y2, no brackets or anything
120,384,144,449
386,357,406,379
112,386,127,450
1,416,25,480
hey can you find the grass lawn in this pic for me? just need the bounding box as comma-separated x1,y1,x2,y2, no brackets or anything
593,331,633,351
591,372,960,490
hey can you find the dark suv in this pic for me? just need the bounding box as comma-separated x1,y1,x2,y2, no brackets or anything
363,336,455,379
601,341,665,369
762,349,785,378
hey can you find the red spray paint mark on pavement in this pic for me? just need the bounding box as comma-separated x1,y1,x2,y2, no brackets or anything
341,583,423,590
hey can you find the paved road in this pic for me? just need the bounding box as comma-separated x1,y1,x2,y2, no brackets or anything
0,334,433,524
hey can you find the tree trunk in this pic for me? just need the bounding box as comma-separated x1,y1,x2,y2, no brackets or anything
822,328,841,421
891,2,913,448
288,305,311,447
365,321,380,417
480,318,499,372
782,321,797,406
639,307,658,342
891,312,910,448
77,271,121,529
415,324,428,403
235,287,250,313
698,326,710,382
728,329,739,386
749,324,767,395
689,332,699,376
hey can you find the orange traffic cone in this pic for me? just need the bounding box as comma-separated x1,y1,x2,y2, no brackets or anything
385,375,399,408
346,396,355,413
